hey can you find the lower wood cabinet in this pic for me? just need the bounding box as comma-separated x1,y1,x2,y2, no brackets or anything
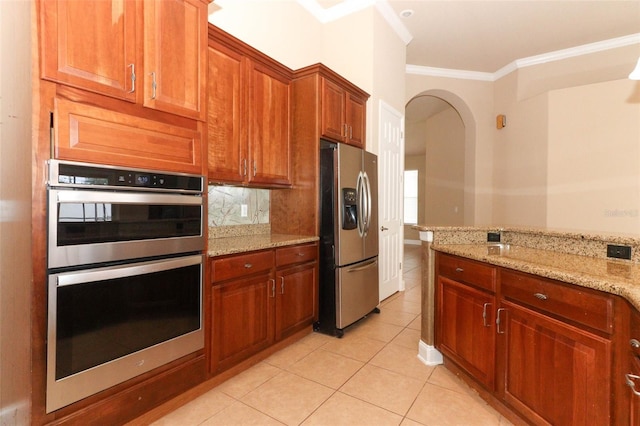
210,242,317,373
435,252,616,425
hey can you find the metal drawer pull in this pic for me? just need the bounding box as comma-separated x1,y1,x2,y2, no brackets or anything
534,292,548,300
482,303,491,327
455,267,464,273
631,339,640,349
149,71,157,100
496,308,506,334
244,263,253,268
281,277,285,294
626,374,640,397
128,63,136,93
297,252,305,257
270,279,275,298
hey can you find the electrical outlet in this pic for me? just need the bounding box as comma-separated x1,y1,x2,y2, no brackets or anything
487,232,501,242
240,204,248,217
607,244,632,260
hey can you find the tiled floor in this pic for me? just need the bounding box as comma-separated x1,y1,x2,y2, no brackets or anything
152,245,513,425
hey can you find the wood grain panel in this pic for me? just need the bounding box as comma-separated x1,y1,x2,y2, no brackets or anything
54,98,202,173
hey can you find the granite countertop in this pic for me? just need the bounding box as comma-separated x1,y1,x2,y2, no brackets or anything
207,233,319,257
433,243,640,311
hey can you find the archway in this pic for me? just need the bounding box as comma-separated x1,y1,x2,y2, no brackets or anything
404,90,476,237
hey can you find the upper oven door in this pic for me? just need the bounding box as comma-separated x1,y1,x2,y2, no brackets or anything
48,189,204,269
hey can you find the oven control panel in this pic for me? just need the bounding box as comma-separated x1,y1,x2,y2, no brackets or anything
48,160,203,193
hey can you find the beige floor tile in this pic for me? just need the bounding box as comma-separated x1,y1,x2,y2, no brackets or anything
321,334,386,362
427,365,477,397
401,418,425,426
302,392,403,426
369,343,433,382
371,307,418,327
264,339,318,369
391,327,421,350
403,286,422,302
150,390,235,426
298,331,336,349
241,371,334,426
287,348,364,389
383,297,422,315
200,401,285,426
406,383,502,426
340,364,425,416
348,320,404,343
407,315,422,331
216,361,282,399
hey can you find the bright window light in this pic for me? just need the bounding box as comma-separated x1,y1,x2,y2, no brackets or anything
404,170,418,224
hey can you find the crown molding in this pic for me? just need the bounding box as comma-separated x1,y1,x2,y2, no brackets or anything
408,33,640,81
374,1,412,45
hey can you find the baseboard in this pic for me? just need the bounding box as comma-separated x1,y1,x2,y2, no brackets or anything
404,239,421,246
417,340,443,366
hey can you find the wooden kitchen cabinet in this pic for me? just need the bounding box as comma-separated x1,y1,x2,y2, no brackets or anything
320,76,367,148
275,244,318,340
210,251,275,373
40,0,208,121
436,253,616,425
436,254,497,390
209,242,318,373
207,26,291,188
626,307,640,425
498,299,611,425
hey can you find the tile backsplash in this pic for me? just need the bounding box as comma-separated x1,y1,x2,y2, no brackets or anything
208,186,269,227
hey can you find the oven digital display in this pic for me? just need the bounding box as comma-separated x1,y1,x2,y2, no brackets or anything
135,174,150,186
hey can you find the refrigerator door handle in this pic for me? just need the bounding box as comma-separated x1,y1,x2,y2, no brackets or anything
346,258,378,272
363,171,372,235
356,171,365,237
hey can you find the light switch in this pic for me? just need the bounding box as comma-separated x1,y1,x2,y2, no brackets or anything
241,204,248,217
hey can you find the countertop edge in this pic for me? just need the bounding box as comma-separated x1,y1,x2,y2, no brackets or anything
207,234,319,257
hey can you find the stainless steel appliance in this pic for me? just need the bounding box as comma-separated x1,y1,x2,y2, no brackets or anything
46,160,205,413
316,140,379,337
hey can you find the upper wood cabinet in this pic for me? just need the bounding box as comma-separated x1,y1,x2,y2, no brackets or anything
40,0,208,121
207,25,292,187
321,77,367,148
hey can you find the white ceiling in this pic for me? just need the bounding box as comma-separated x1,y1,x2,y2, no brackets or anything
306,0,640,156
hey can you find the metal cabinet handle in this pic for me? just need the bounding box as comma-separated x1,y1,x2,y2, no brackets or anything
253,161,257,177
632,339,640,349
243,159,247,177
455,267,464,273
349,125,353,139
626,374,640,397
297,252,305,257
244,263,252,269
482,303,491,327
270,279,275,298
343,123,348,137
534,292,548,300
496,308,507,334
128,63,136,93
149,71,157,100
280,276,285,294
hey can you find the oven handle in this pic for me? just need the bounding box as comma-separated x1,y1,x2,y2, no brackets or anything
54,189,202,205
56,254,203,287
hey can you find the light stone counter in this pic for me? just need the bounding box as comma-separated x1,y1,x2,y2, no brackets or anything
412,225,640,365
207,233,318,257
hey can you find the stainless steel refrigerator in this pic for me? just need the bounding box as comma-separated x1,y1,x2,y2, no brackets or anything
316,140,379,337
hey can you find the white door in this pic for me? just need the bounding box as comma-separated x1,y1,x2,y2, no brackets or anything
378,100,404,301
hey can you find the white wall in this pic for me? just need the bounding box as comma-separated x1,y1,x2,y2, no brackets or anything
0,1,32,423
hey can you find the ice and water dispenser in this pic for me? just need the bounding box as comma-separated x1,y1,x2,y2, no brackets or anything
342,188,357,230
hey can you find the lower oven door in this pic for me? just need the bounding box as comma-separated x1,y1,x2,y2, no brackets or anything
46,254,204,413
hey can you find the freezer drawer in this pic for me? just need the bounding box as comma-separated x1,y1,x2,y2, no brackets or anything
336,257,379,329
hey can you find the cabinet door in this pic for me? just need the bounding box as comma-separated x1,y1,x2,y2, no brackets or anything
207,42,246,183
345,94,366,148
500,300,611,425
41,0,138,101
320,78,346,143
275,262,317,340
247,62,292,187
211,273,275,373
628,358,640,426
436,276,496,390
143,0,207,120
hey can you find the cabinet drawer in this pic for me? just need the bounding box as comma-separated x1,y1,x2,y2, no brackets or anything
500,270,613,334
211,251,274,283
276,243,317,268
437,253,496,292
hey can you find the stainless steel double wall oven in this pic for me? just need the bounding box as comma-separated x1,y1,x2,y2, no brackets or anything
46,160,205,412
